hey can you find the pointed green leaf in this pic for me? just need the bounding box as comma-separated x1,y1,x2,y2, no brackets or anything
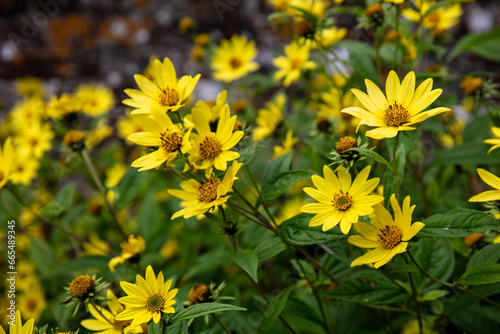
458,263,500,285
170,303,246,323
229,250,259,282
257,286,294,334
467,244,500,270
255,238,287,263
346,147,392,171
258,170,315,205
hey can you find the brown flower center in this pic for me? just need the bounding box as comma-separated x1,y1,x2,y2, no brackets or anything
336,136,357,154
159,87,179,107
290,59,301,70
69,275,95,296
146,293,165,313
383,102,410,127
0,170,4,182
377,225,402,249
160,131,182,153
230,57,242,69
199,136,222,160
332,191,352,211
198,178,221,202
188,284,211,304
426,12,440,24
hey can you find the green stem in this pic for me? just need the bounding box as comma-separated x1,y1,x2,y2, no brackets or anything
408,251,500,308
297,246,339,285
212,314,232,334
80,150,127,240
392,134,401,202
405,255,423,334
374,27,383,85
244,164,277,227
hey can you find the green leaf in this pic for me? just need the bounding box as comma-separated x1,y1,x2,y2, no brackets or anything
383,143,405,207
277,213,347,246
389,263,419,274
427,142,500,168
255,238,287,263
137,192,161,242
421,289,449,302
40,182,76,218
170,303,247,323
238,142,257,165
417,208,500,238
347,147,392,171
114,168,146,210
258,170,315,205
229,250,259,282
148,319,163,334
412,238,455,292
321,269,409,304
256,286,294,334
447,27,500,63
458,263,500,285
261,152,292,187
467,244,500,270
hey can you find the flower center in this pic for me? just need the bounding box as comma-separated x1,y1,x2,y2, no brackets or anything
0,170,4,182
160,131,182,153
377,225,402,249
69,275,95,296
426,12,440,24
336,136,357,154
383,102,410,127
159,87,179,107
230,57,242,69
146,293,165,313
27,298,37,311
114,309,133,328
199,136,222,160
198,178,221,202
332,191,352,211
290,59,301,70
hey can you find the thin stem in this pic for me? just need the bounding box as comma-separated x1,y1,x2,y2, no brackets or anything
405,256,423,334
408,251,500,308
80,150,127,240
297,246,339,285
378,268,407,293
226,203,269,228
212,314,232,334
382,309,397,334
392,134,401,202
244,164,277,227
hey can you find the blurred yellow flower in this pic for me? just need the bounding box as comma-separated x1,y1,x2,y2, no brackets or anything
252,94,285,142
484,127,500,154
272,130,299,159
86,121,113,149
105,163,127,188
116,265,178,326
81,290,143,334
10,152,39,186
0,137,14,190
188,105,243,171
83,233,110,256
342,71,449,139
0,310,34,334
14,123,54,159
211,35,259,83
123,57,200,115
45,93,82,119
349,194,424,268
276,197,303,225
273,40,316,87
15,77,44,100
461,76,482,96
402,0,462,35
469,169,500,203
10,98,44,129
128,106,191,171
306,26,347,49
191,90,229,127
301,165,383,234
168,161,242,219
109,235,145,272
77,84,115,117
288,0,327,18
18,286,47,321
117,114,146,144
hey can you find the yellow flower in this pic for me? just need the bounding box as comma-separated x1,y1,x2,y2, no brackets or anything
383,0,404,4
301,165,383,234
349,194,425,268
469,169,500,202
341,71,450,139
83,233,110,256
0,310,34,334
188,105,243,171
461,76,483,96
86,121,113,149
109,235,146,272
0,137,14,190
127,106,192,171
77,84,115,117
117,114,146,144
105,163,127,188
10,98,44,129
15,77,44,99
267,0,291,11
273,40,316,87
168,161,242,219
484,127,500,154
191,90,229,126
211,35,259,83
288,0,327,18
306,26,347,49
10,152,39,186
14,123,54,159
276,197,303,225
116,265,178,327
319,87,360,120
252,94,285,142
272,130,299,159
45,93,82,119
18,285,47,321
123,57,201,115
81,290,143,334
402,0,462,35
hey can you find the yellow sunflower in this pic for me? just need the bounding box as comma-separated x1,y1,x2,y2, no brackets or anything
115,265,178,327
273,40,316,87
484,127,500,154
402,0,462,35
77,84,115,117
188,105,243,171
0,310,34,334
117,113,146,144
10,98,44,129
306,26,347,49
348,194,425,268
272,130,299,159
109,235,146,272
14,123,54,159
81,290,143,334
0,137,14,190
15,77,44,100
341,71,450,139
211,35,259,83
127,106,192,171
469,169,500,202
18,285,47,321
191,90,229,127
301,165,384,234
10,152,39,186
252,94,285,142
168,161,242,219
123,57,201,115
